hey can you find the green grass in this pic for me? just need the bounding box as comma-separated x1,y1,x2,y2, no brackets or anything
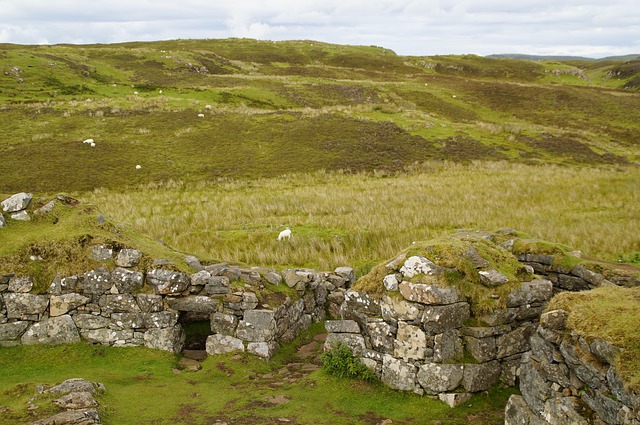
0,324,516,425
1,39,639,193
82,163,640,273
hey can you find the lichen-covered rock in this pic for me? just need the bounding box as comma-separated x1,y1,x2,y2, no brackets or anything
539,309,568,331
340,290,381,320
1,192,32,212
383,274,399,291
0,214,5,228
365,319,395,354
44,378,101,395
496,323,535,358
115,249,142,267
236,310,277,342
8,275,33,293
3,293,49,319
21,315,81,345
146,269,190,295
100,294,141,313
422,302,470,334
462,361,501,392
324,333,366,354
82,269,112,296
112,268,144,293
325,319,360,333
506,279,553,307
0,321,30,340
53,391,98,409
505,395,547,425
206,334,245,355
381,294,421,321
438,392,472,408
90,245,113,261
167,296,220,313
135,294,163,313
247,341,279,358
478,269,509,287
381,354,419,392
398,282,461,305
111,313,145,329
464,334,497,362
144,325,185,354
50,293,90,316
11,210,30,221
433,330,463,363
72,314,111,330
31,409,101,425
399,256,442,278
334,267,355,284
416,363,464,394
394,322,427,360
210,312,238,335
81,328,133,345
144,311,178,328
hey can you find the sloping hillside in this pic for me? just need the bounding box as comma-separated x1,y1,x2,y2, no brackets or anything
1,39,639,192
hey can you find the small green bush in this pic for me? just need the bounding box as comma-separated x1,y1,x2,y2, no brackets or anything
321,343,377,381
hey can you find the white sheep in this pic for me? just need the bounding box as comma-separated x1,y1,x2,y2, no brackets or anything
277,227,292,241
134,91,139,95
197,113,205,118
135,165,142,170
83,138,94,144
159,90,163,94
90,142,96,147
205,104,212,109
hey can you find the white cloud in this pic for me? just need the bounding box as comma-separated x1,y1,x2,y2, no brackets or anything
0,0,638,57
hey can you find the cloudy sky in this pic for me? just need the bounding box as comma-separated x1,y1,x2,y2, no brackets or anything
1,0,638,58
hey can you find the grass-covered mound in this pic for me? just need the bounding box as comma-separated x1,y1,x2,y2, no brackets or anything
0,195,193,292
352,230,532,315
547,286,640,392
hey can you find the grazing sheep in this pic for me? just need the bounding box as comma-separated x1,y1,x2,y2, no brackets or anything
136,165,142,170
82,138,94,144
159,90,163,94
277,227,292,241
197,113,205,118
134,91,139,95
205,104,212,109
90,142,96,147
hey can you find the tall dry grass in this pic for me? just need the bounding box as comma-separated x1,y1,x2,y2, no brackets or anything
85,162,640,273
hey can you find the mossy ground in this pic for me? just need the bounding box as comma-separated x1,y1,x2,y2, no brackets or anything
0,323,516,425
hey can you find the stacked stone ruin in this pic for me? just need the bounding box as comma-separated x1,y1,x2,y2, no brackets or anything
0,244,354,358
323,233,640,423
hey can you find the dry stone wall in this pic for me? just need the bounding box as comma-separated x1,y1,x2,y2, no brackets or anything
324,232,639,413
0,245,353,359
505,309,639,424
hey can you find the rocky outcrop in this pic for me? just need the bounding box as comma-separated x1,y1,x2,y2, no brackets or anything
29,378,105,425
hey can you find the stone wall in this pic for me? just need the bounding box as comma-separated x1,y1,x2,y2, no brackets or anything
0,245,353,358
505,309,639,424
323,233,639,410
324,255,554,406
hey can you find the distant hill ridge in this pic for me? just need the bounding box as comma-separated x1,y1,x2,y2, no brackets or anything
487,53,640,62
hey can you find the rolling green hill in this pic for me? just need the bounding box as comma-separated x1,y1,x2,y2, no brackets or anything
1,38,639,193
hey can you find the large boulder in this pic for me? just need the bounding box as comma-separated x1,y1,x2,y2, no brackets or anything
1,192,32,212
